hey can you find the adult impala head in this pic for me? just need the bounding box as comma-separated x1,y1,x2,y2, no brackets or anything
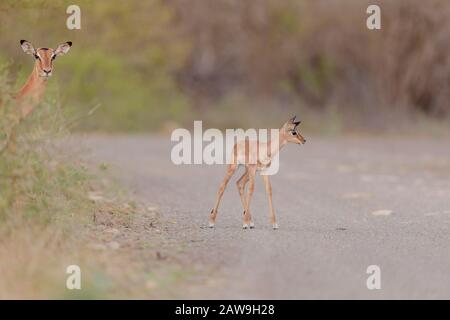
20,40,72,79
282,115,306,145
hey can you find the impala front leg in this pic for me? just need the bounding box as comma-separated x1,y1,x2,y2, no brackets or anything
263,175,278,229
236,168,254,228
209,164,237,227
243,166,256,229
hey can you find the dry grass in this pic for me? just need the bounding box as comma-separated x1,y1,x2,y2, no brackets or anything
0,69,144,299
0,67,204,299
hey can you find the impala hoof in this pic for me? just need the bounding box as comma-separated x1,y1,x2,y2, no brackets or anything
249,222,255,229
272,223,279,230
208,222,215,228
243,224,249,229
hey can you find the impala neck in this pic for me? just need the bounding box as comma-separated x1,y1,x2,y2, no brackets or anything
16,63,47,118
268,129,288,159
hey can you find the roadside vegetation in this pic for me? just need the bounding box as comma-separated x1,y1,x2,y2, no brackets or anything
0,67,197,298
1,0,450,133
0,68,144,298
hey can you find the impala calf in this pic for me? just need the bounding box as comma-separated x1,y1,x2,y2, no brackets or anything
209,116,306,230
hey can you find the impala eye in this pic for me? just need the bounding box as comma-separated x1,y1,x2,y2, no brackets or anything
291,131,297,136
51,55,56,61
34,54,40,60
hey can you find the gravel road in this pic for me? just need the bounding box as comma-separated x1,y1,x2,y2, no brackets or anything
79,134,450,299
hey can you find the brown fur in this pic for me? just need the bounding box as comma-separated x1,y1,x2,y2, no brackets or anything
16,40,72,119
209,116,306,229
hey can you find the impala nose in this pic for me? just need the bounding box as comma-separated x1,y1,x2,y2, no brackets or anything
43,69,51,74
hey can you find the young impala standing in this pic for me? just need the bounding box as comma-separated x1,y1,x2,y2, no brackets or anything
209,116,306,230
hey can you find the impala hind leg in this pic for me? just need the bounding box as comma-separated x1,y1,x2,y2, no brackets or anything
209,164,237,227
243,166,256,229
236,168,248,207
263,175,278,229
236,168,254,228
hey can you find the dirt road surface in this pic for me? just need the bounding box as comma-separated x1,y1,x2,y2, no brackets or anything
78,135,450,299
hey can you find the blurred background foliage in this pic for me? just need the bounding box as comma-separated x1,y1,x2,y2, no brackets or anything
1,0,450,132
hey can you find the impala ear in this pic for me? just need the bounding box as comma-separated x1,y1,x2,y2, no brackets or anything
286,115,301,128
54,41,72,56
20,40,36,56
